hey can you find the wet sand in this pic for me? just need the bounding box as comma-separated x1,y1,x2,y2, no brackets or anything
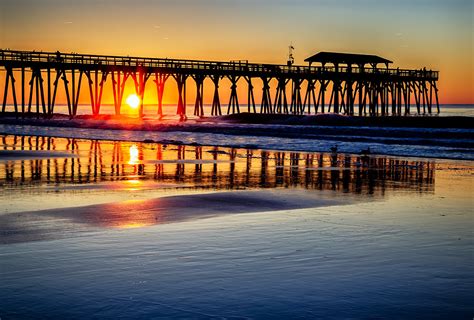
1,167,472,319
0,150,77,161
0,134,472,319
0,189,351,244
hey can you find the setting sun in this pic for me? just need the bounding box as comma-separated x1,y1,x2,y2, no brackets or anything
126,94,140,109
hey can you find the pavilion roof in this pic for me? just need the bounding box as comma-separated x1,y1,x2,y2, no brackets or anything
304,52,392,66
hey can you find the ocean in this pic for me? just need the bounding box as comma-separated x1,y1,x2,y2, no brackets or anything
4,103,474,118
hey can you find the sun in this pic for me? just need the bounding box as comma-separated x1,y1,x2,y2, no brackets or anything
126,94,140,109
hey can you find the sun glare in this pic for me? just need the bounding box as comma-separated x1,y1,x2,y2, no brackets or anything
126,94,140,109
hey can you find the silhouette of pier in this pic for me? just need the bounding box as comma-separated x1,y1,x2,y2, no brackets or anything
0,49,439,119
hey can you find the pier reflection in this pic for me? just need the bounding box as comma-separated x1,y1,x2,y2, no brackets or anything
0,135,435,196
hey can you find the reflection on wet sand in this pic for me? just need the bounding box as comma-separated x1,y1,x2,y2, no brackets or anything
0,190,349,243
1,134,435,196
0,134,438,243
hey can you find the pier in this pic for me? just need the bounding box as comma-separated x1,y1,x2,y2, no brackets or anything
0,49,439,119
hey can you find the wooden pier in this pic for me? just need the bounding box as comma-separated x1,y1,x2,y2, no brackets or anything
0,49,439,119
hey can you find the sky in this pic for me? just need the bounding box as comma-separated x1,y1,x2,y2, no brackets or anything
0,0,472,104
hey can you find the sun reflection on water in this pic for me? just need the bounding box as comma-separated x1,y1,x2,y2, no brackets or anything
125,179,142,191
116,222,152,229
128,144,139,165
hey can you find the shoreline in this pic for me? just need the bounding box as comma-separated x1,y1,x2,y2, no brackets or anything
0,128,472,163
0,112,473,129
0,113,472,161
218,113,474,128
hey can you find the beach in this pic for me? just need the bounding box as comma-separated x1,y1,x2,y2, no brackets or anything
0,127,472,318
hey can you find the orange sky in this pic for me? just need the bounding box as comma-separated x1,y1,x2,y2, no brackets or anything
0,0,472,105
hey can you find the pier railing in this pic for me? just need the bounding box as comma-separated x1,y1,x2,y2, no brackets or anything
0,49,438,80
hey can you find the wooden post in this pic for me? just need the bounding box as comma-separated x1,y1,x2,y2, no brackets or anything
131,67,151,118
112,71,130,116
340,82,347,114
333,63,340,114
50,69,63,115
210,75,221,116
303,79,317,114
346,65,353,115
192,74,205,117
327,83,334,113
153,72,169,118
173,73,188,120
46,68,52,117
422,80,427,114
260,77,272,114
39,70,46,116
86,70,108,116
290,78,303,114
73,70,83,116
433,81,440,114
320,80,327,113
21,67,25,114
403,82,409,115
413,82,421,114
347,81,353,115
245,76,256,113
274,77,288,114
227,75,240,114
27,69,46,118
2,67,18,114
428,81,433,114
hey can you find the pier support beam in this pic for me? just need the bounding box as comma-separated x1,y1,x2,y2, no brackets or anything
210,75,221,116
27,68,46,118
227,75,240,114
333,64,340,114
346,80,354,115
132,67,151,118
68,69,83,117
290,78,303,114
303,79,317,114
85,70,108,117
153,72,169,118
174,74,188,121
192,75,205,117
2,66,18,114
413,82,421,114
260,77,272,114
111,71,130,116
274,78,289,114
245,76,256,113
319,80,328,113
359,81,368,116
432,81,440,114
